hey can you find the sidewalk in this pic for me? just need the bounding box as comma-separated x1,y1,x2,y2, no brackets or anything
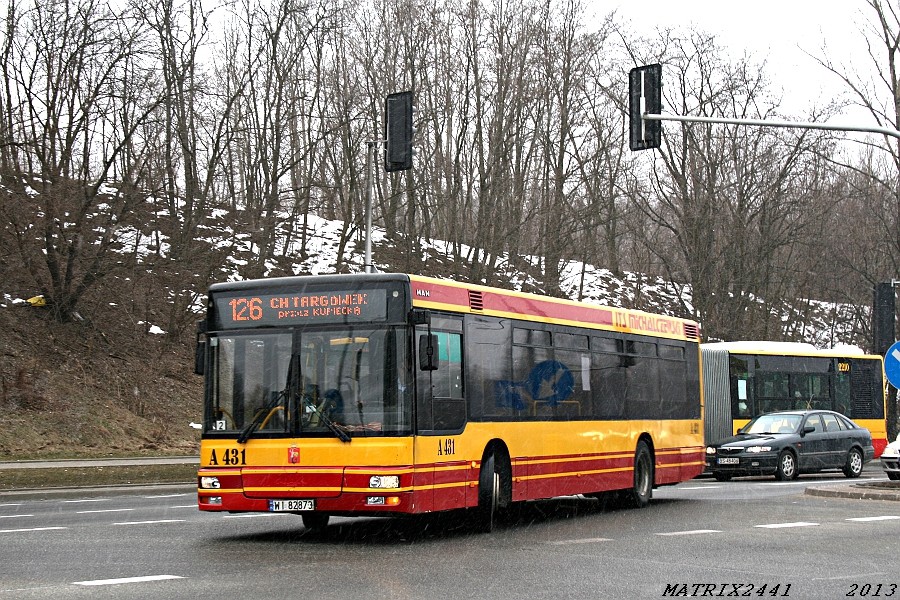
0,456,199,470
805,480,900,501
0,456,199,502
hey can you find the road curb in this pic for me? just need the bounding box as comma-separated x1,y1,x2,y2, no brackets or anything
805,483,900,501
0,482,197,502
0,456,199,470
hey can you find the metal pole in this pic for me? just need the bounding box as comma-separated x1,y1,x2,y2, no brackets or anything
642,112,900,141
365,141,374,273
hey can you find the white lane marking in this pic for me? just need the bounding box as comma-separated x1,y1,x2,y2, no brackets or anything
113,520,186,525
73,575,184,586
679,486,721,490
813,572,887,581
77,508,135,514
847,516,900,522
0,503,23,507
143,494,188,499
755,522,818,529
546,537,613,545
0,514,34,518
657,529,722,536
767,481,812,486
169,505,199,509
0,526,67,533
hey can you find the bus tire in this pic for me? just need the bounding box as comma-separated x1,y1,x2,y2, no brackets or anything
474,451,500,533
301,513,330,532
625,440,653,509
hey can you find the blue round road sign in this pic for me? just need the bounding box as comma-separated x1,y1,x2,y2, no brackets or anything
885,341,900,388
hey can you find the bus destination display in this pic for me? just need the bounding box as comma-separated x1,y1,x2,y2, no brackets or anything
214,289,387,328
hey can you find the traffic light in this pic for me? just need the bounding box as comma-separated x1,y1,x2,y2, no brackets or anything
874,282,896,355
629,64,662,151
385,91,415,172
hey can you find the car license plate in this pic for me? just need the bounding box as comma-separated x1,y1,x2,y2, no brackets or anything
269,499,315,512
717,457,740,465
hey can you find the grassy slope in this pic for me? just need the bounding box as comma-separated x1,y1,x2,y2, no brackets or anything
0,301,202,462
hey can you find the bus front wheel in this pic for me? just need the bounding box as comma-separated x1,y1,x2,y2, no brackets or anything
473,451,500,533
301,513,329,532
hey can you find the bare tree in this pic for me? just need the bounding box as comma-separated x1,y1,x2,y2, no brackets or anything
625,29,834,340
0,0,162,322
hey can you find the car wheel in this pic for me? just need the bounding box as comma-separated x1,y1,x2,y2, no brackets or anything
713,472,732,482
842,448,863,478
887,472,900,481
774,450,797,481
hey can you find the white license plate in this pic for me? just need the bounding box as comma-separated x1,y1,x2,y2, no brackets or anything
717,457,740,465
269,499,315,512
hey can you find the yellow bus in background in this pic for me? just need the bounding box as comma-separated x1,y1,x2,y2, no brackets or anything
702,341,887,457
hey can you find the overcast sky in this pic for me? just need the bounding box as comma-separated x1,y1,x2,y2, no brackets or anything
611,0,881,124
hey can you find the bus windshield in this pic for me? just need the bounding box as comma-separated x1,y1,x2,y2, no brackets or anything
205,326,411,437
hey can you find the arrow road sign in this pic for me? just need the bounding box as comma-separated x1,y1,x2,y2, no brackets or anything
884,341,900,389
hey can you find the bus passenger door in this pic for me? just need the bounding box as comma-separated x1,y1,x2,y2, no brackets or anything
415,321,467,512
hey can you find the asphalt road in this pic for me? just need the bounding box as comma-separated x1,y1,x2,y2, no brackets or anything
1,467,899,600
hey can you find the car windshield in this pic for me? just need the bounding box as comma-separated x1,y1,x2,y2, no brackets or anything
744,414,802,435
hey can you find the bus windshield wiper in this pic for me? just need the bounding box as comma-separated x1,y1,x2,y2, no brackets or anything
237,389,286,444
302,396,351,443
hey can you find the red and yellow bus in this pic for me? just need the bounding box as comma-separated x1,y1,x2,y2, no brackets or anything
195,273,706,531
702,342,888,456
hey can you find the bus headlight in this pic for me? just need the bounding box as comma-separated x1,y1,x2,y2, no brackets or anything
200,476,221,489
369,475,400,489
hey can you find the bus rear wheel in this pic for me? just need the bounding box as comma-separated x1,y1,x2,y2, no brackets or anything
624,441,653,508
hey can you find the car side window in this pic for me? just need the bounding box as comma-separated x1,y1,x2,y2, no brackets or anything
822,413,842,432
806,415,824,433
838,415,857,430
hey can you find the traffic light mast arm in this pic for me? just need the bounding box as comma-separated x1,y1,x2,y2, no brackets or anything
641,112,900,141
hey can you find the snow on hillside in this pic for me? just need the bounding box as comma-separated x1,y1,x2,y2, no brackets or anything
1,208,870,351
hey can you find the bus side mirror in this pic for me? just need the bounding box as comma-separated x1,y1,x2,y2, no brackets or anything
194,340,206,375
194,320,207,376
419,334,439,371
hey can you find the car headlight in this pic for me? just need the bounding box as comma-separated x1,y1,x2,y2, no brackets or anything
882,446,900,458
706,447,717,455
745,446,772,453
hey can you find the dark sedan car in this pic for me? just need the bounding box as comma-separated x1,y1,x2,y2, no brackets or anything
706,410,875,481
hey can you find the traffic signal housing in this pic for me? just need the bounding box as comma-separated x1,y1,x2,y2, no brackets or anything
629,64,662,151
385,91,415,172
